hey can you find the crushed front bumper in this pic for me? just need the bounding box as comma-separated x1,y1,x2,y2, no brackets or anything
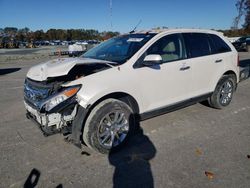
24,100,90,148
24,101,78,136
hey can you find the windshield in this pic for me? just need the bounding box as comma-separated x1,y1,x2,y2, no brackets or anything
82,33,156,64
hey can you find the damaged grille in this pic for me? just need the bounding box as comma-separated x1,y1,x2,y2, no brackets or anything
24,78,56,109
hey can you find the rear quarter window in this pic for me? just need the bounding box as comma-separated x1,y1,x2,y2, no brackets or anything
183,33,211,58
209,34,232,54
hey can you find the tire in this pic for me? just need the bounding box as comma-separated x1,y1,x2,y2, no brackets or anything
83,99,135,154
208,75,236,109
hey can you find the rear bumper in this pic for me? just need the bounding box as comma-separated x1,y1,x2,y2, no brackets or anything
240,66,250,81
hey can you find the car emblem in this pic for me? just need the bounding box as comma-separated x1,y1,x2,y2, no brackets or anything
26,89,36,100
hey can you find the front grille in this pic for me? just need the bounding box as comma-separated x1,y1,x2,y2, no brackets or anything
24,78,52,109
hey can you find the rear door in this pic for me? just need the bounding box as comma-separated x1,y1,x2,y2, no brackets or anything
183,33,226,96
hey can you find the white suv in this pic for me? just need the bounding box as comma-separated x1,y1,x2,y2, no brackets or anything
24,29,239,153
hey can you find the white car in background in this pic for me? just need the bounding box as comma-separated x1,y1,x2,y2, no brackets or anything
68,43,86,57
227,37,240,43
24,29,239,154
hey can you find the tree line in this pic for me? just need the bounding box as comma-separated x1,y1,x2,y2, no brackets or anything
2,0,250,42
0,27,120,42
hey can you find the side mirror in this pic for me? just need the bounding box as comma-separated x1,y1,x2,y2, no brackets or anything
143,54,162,66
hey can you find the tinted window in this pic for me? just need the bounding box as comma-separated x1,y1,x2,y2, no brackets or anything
183,33,211,58
209,34,231,54
146,34,186,63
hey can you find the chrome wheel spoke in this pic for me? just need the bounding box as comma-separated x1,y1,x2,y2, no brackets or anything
101,132,111,144
105,115,112,125
117,113,125,124
110,132,115,146
113,111,119,122
99,129,110,138
219,80,233,105
98,110,129,148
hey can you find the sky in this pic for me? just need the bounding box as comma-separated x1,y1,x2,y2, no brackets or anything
0,0,240,33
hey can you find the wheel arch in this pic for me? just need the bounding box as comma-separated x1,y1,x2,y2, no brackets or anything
88,92,140,115
210,69,238,95
223,70,237,80
222,70,238,89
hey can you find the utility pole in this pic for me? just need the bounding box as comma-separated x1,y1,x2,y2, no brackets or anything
110,0,113,31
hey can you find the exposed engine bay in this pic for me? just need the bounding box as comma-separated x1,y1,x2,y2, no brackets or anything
43,62,112,83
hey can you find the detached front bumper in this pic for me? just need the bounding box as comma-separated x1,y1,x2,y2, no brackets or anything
24,101,78,136
24,100,90,148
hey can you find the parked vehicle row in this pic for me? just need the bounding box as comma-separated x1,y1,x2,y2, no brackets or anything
231,36,250,51
30,40,100,46
0,38,100,49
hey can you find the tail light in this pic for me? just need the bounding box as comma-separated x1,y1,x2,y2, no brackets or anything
237,54,240,66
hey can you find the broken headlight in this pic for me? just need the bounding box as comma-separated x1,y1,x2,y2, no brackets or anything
42,85,81,112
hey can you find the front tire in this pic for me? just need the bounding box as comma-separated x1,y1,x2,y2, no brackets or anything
208,75,236,109
83,99,134,154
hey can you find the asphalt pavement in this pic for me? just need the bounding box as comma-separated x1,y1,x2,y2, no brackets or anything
0,52,249,188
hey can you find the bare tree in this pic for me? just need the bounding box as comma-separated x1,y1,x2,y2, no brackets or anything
232,0,246,29
232,0,250,30
244,0,250,28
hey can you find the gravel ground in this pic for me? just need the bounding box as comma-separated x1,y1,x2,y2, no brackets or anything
0,50,249,188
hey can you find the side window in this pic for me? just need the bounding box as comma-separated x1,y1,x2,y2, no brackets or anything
146,34,186,63
183,33,211,58
209,34,231,54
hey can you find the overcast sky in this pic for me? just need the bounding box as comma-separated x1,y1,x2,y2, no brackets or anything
0,0,240,32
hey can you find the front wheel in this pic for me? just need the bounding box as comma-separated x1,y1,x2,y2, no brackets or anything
208,75,236,109
83,99,134,154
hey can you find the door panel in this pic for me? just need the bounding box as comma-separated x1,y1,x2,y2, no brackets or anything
133,34,193,113
135,60,192,112
190,55,224,96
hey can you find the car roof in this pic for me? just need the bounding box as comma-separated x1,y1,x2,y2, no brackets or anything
132,28,224,36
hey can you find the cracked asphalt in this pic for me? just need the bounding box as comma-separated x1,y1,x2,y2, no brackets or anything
0,52,250,188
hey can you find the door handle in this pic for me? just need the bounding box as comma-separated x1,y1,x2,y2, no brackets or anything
180,66,190,71
215,59,223,63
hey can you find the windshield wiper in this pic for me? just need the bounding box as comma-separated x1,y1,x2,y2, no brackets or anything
83,56,118,67
103,62,115,68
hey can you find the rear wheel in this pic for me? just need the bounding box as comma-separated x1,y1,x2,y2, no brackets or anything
208,75,236,109
83,99,134,154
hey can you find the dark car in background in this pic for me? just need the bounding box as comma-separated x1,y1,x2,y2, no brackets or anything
232,36,250,51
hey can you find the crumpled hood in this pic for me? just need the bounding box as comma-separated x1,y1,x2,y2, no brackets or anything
27,57,114,81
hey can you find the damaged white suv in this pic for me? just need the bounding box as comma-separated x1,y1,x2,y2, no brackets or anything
24,29,239,154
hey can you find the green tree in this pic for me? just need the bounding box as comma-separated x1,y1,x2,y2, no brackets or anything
34,30,45,40
4,27,18,36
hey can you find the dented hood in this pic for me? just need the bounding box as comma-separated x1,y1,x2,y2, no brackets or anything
27,57,115,81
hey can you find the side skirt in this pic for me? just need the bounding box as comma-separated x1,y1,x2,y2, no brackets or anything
139,93,212,121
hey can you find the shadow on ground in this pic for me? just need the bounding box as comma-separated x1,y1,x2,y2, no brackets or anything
23,168,62,188
109,116,156,188
0,68,21,76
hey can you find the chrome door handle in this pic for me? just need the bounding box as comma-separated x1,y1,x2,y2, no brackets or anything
180,66,190,71
215,59,223,63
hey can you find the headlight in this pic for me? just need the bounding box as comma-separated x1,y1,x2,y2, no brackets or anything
43,85,81,111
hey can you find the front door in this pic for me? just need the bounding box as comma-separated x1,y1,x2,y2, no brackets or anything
133,33,193,113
